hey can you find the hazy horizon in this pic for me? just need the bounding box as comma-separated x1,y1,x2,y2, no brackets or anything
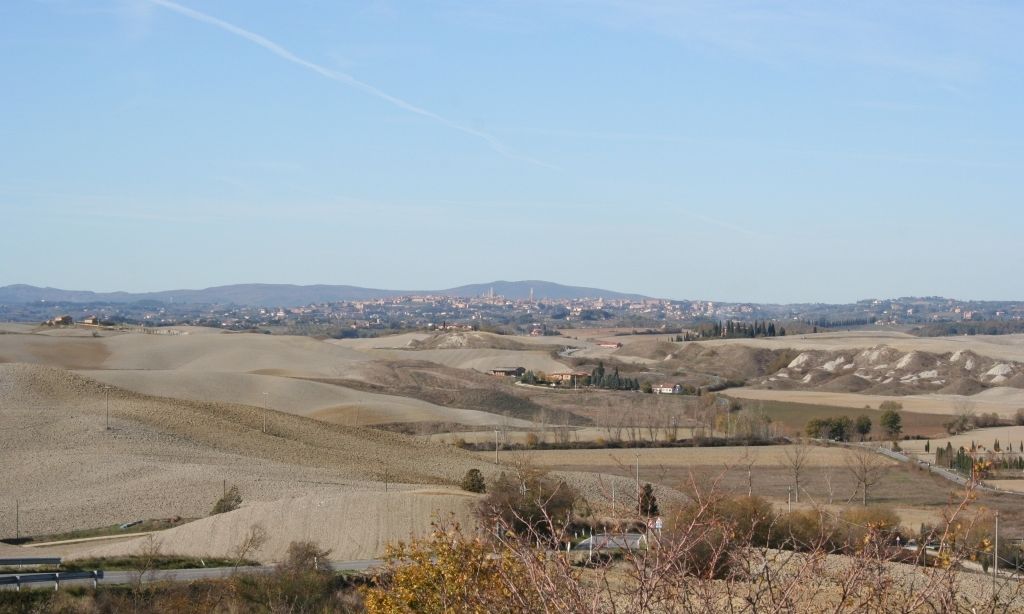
2,279,1022,306
2,1,1021,303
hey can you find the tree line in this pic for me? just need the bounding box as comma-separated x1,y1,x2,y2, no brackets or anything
683,319,787,341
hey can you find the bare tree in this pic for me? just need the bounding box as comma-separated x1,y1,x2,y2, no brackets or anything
784,439,813,503
644,409,659,443
536,407,549,444
625,415,641,446
739,446,757,497
130,534,163,599
662,406,681,443
232,523,268,570
846,446,888,506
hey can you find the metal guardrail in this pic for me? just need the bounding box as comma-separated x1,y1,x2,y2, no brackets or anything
0,558,62,566
0,570,103,591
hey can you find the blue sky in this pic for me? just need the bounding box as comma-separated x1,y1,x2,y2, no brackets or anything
2,0,1021,302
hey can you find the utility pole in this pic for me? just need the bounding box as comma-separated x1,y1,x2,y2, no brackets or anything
262,392,268,434
494,429,500,464
994,510,1000,601
611,481,616,518
15,499,19,540
104,386,110,431
788,487,793,513
635,451,641,517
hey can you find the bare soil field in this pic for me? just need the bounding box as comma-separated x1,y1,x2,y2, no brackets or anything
696,331,1024,363
7,326,1023,561
68,489,482,563
725,386,1024,417
0,363,486,537
78,369,531,427
430,426,705,446
0,357,672,552
503,444,1024,537
0,328,368,375
358,347,570,373
330,330,575,373
508,445,878,469
899,425,1024,459
739,399,952,438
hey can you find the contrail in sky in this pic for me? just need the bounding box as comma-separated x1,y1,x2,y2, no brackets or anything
147,0,554,169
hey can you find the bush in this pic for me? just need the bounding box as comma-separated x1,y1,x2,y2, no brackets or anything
1016,408,1024,426
460,468,486,493
774,509,836,551
232,541,351,612
879,409,903,440
640,483,659,516
212,485,242,515
837,507,901,549
971,412,1001,428
479,468,576,539
364,526,548,613
280,540,333,573
714,495,776,547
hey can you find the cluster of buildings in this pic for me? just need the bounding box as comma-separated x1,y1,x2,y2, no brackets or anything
10,293,1024,334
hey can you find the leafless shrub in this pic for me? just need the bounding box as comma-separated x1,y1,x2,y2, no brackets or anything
784,439,813,503
846,445,889,506
232,523,267,570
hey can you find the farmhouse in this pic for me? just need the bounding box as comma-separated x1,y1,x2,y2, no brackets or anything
548,372,590,386
654,384,683,394
489,367,526,377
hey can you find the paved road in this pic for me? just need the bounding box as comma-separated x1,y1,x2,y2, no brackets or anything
105,559,380,584
0,560,382,590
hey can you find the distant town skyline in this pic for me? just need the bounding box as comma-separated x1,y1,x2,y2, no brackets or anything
2,1,1021,303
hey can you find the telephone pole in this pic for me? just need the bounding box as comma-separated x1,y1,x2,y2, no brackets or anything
635,451,640,516
104,386,111,431
993,510,1000,601
262,392,268,434
494,429,500,464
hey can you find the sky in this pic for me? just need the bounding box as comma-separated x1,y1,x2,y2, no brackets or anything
1,0,1022,303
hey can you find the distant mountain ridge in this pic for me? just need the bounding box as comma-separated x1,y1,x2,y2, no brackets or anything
0,281,649,306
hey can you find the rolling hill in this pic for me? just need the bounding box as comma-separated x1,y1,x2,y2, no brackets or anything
0,280,649,306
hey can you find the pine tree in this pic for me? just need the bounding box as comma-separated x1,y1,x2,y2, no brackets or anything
640,483,659,516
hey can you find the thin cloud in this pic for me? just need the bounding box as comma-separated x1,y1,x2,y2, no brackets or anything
146,0,555,169
681,210,761,239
